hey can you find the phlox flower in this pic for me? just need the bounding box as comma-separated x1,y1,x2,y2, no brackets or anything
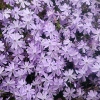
63,69,76,83
87,90,98,100
63,87,75,100
79,56,94,71
15,0,30,8
21,62,34,74
4,0,14,6
2,8,11,19
31,0,43,14
43,21,55,35
0,66,4,79
11,7,21,19
36,91,50,100
92,29,100,42
0,41,4,51
5,62,19,77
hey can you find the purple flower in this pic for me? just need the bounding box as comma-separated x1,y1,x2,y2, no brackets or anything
79,56,94,71
8,20,23,33
0,66,4,79
0,54,7,65
36,91,50,100
43,21,55,35
2,8,11,19
30,0,43,14
14,87,26,100
2,78,15,90
0,41,4,51
87,90,98,100
9,33,25,49
63,87,75,100
0,0,100,99
15,0,30,8
5,62,19,77
11,7,21,19
4,0,14,5
63,69,76,83
92,29,100,42
17,79,26,89
24,85,35,100
21,62,34,74
76,88,84,97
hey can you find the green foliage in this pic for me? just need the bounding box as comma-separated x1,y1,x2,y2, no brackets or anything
55,20,61,31
0,0,12,10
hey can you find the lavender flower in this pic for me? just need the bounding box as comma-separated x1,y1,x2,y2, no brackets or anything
0,0,100,99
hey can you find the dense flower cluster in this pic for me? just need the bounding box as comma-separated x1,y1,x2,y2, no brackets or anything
0,0,100,100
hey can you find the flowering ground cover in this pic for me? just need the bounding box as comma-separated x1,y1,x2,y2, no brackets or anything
0,0,100,100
